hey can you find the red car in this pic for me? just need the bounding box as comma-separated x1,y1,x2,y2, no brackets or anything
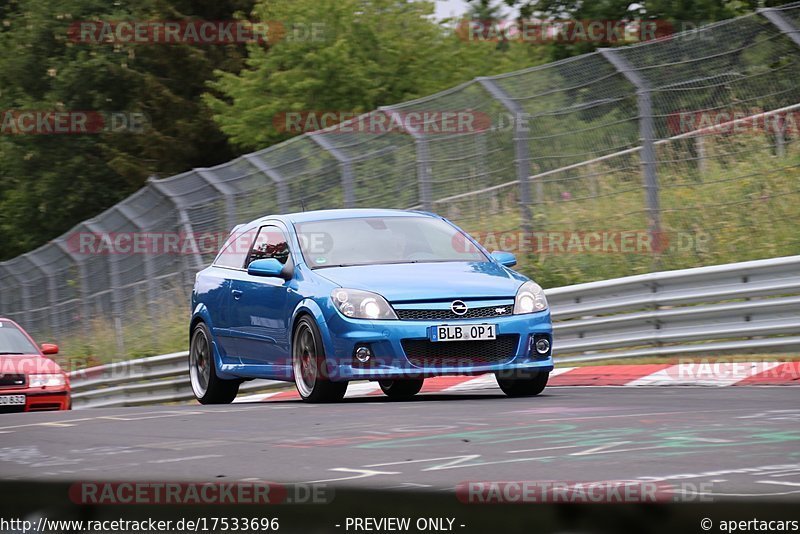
0,318,71,412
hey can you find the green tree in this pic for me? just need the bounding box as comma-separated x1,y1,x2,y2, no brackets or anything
467,0,507,21
0,0,252,259
205,0,546,151
493,0,799,59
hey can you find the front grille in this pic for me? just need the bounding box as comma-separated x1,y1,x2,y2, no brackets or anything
396,305,513,321
28,403,61,412
0,374,25,387
402,335,519,367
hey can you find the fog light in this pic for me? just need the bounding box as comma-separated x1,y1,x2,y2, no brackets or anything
534,337,550,355
355,346,372,363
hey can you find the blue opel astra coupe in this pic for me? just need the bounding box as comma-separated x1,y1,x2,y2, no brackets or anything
189,209,553,403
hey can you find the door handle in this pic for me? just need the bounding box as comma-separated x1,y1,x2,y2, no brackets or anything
231,289,243,300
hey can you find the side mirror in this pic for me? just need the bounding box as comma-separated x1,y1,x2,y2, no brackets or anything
491,251,517,267
247,258,286,278
41,343,59,355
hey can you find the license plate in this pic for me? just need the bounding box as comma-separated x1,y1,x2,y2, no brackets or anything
0,395,25,406
430,324,496,342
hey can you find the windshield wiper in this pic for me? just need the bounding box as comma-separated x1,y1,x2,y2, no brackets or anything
314,260,422,269
0,352,25,355
313,263,365,269
313,258,481,269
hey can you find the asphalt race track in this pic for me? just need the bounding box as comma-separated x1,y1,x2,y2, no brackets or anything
1,387,799,500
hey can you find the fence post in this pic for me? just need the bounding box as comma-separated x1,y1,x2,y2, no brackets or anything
775,119,786,157
309,133,356,207
379,107,433,211
196,169,238,232
599,48,662,247
116,203,159,335
4,264,32,328
476,77,533,235
695,136,707,174
759,8,799,157
85,220,125,356
759,7,800,47
55,238,93,341
0,267,7,316
243,154,290,213
0,265,21,322
148,178,205,274
27,252,59,339
473,133,494,215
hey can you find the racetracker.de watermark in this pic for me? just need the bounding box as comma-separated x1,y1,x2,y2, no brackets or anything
66,232,230,256
667,360,800,381
0,111,148,135
68,20,325,45
456,19,675,43
273,110,493,135
456,480,715,503
452,230,710,255
667,109,800,136
69,481,331,505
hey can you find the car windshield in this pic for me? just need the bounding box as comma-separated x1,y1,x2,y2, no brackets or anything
295,216,488,268
0,320,39,354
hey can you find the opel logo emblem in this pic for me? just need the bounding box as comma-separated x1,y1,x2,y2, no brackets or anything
451,300,468,316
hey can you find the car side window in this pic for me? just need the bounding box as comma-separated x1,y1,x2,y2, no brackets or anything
247,225,291,267
214,228,256,269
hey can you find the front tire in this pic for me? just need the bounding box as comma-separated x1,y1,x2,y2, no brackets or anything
292,316,348,403
189,322,240,404
379,379,424,399
495,371,549,397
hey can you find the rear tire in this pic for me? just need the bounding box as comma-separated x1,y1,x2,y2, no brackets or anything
495,371,549,397
379,379,424,399
189,322,240,404
293,316,348,403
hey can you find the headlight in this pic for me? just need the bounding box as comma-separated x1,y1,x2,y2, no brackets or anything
514,281,548,314
331,289,398,320
29,373,66,388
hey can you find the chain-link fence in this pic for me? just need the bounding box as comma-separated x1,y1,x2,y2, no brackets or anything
1,5,799,360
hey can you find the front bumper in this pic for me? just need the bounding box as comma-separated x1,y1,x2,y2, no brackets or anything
0,387,71,413
323,310,553,381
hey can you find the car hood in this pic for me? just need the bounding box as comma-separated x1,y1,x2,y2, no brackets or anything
0,354,62,375
313,261,525,302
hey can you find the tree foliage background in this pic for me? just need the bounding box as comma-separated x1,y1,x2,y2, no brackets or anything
0,0,253,258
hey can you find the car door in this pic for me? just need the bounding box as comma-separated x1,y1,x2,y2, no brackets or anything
228,224,293,368
208,226,257,364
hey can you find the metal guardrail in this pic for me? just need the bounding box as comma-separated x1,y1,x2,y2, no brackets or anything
68,352,285,409
68,255,800,408
549,255,800,363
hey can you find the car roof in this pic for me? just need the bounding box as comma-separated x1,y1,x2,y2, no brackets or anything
264,208,437,225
